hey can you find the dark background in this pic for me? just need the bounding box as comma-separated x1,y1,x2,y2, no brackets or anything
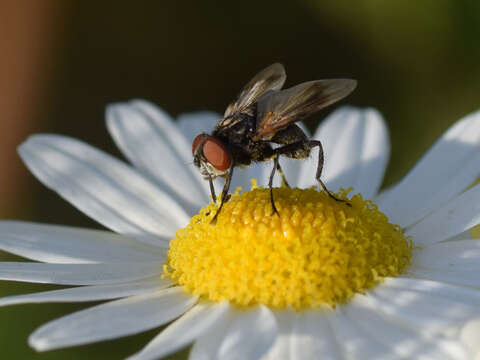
1,1,479,359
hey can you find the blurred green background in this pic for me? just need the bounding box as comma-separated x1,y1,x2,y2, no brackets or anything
1,1,479,359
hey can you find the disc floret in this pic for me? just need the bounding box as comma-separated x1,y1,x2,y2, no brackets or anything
165,181,413,309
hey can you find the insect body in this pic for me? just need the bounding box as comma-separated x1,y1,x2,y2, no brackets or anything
192,63,356,222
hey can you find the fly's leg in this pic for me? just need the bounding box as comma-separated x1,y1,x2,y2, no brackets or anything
211,165,234,224
308,140,350,206
268,124,309,188
208,175,217,203
272,140,350,206
269,155,281,216
268,132,309,216
266,124,350,214
269,142,307,216
276,160,290,188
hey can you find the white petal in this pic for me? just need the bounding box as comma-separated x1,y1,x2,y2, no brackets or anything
106,101,210,212
377,109,480,227
347,295,469,359
367,286,477,335
260,310,294,360
290,310,342,360
230,163,265,192
298,107,389,200
18,134,189,246
0,262,162,285
329,307,394,360
299,107,356,189
373,185,394,204
190,305,278,360
406,183,480,246
187,308,233,360
177,111,221,143
412,239,480,271
29,287,197,351
446,229,473,242
0,221,165,264
407,267,480,288
0,277,171,306
383,277,480,307
128,101,213,200
127,302,229,360
460,318,480,358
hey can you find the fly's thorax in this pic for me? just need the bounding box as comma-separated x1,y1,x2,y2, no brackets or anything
247,141,275,162
210,113,259,166
214,112,257,144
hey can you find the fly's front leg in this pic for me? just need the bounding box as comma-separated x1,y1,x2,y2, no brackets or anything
211,165,234,224
308,140,350,206
208,175,217,203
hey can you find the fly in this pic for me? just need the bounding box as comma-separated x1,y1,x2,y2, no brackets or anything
192,63,357,223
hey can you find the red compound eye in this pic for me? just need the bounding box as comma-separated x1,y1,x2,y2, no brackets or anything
192,134,208,154
203,137,231,171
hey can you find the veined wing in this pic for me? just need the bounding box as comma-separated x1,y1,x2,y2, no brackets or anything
216,63,286,129
253,79,356,140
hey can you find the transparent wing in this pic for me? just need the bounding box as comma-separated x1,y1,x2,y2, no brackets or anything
254,79,357,140
223,63,286,119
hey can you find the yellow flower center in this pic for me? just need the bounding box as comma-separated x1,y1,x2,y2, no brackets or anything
164,181,413,309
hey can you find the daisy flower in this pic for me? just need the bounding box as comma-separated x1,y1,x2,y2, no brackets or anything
1,99,480,359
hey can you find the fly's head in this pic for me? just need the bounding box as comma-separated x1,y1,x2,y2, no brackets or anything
192,133,231,179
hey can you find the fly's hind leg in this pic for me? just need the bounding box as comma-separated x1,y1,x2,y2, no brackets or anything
272,138,350,206
308,140,350,206
266,124,350,215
